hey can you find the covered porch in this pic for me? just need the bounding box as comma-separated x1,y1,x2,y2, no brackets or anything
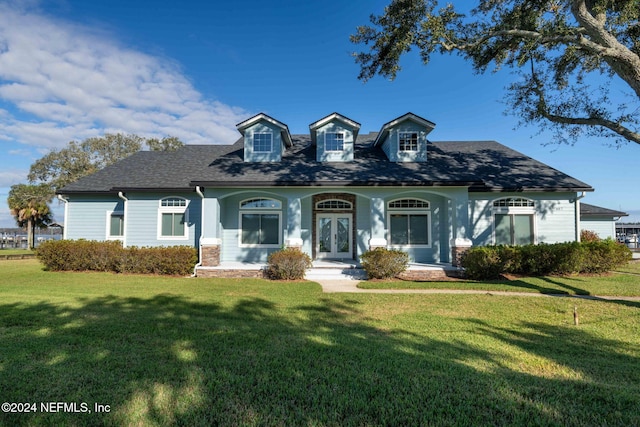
196,187,473,276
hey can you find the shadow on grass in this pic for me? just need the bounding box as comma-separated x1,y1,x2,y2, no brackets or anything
1,292,639,426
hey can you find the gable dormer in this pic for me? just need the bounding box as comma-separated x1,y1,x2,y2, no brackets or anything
309,113,360,162
236,113,292,162
373,113,435,162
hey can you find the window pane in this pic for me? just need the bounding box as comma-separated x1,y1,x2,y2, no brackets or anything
325,133,344,151
110,214,123,236
241,214,260,244
390,214,408,245
495,214,512,245
409,215,428,244
173,213,185,236
260,214,279,245
161,213,174,236
253,133,272,152
399,132,418,151
337,217,350,252
513,215,533,245
319,217,331,252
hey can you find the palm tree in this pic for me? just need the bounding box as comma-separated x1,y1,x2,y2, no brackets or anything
7,184,54,250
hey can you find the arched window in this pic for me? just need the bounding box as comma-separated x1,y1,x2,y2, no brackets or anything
387,198,431,247
158,197,189,239
315,199,353,210
492,197,535,245
493,197,535,208
240,198,282,209
239,198,282,247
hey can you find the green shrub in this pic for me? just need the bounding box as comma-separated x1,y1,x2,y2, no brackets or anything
360,248,409,279
265,247,312,280
581,239,631,273
461,240,631,279
580,229,601,242
36,240,197,276
460,246,502,280
36,239,124,272
118,246,198,276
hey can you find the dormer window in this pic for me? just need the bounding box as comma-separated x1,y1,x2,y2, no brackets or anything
399,132,418,152
253,132,273,153
325,132,344,152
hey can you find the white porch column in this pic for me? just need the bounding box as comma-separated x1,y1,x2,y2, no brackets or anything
286,196,303,249
449,190,472,267
369,197,387,249
200,195,222,266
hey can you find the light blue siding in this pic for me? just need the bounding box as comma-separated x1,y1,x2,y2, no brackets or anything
314,122,355,162
65,196,122,241
381,122,428,162
243,122,284,162
469,193,578,245
581,218,616,240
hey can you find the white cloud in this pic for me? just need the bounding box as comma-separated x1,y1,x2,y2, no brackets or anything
0,169,27,187
0,2,249,150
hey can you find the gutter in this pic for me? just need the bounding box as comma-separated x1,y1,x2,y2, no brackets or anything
192,185,205,277
574,191,586,242
117,192,129,248
57,194,69,240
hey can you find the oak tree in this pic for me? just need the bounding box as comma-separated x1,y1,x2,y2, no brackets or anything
351,0,640,145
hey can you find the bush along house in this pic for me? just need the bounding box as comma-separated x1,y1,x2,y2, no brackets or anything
57,112,594,277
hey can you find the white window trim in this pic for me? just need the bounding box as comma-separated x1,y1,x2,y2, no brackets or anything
324,132,345,152
315,199,353,210
491,198,537,245
240,197,282,209
157,197,189,240
398,132,419,152
106,210,124,241
387,198,432,248
238,210,282,248
253,132,273,153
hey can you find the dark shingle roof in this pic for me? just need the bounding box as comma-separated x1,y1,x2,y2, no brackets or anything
580,203,627,217
58,135,593,194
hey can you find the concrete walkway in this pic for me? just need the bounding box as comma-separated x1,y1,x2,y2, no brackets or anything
314,279,640,301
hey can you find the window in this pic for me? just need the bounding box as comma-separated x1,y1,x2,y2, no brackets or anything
316,199,353,210
325,132,344,152
388,198,430,246
241,198,282,209
107,211,124,239
495,214,534,245
158,197,189,239
492,197,535,245
493,198,535,208
253,132,272,153
399,132,418,151
240,198,281,247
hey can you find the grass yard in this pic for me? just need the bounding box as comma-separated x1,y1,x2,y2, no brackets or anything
1,260,639,426
359,261,640,296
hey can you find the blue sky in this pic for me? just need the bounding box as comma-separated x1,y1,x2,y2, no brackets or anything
0,0,638,228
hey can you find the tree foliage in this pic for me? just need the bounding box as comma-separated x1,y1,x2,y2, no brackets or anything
7,183,54,249
351,0,640,146
28,133,184,190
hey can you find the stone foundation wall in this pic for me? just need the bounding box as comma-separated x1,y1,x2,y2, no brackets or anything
196,268,265,278
451,245,471,268
201,245,220,267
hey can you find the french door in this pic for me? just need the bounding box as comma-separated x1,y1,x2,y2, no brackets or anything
316,214,352,259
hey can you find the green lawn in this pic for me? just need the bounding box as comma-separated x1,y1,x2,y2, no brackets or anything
1,260,639,426
359,261,640,296
0,249,34,256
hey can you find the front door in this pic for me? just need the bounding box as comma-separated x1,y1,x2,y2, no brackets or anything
316,213,352,259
